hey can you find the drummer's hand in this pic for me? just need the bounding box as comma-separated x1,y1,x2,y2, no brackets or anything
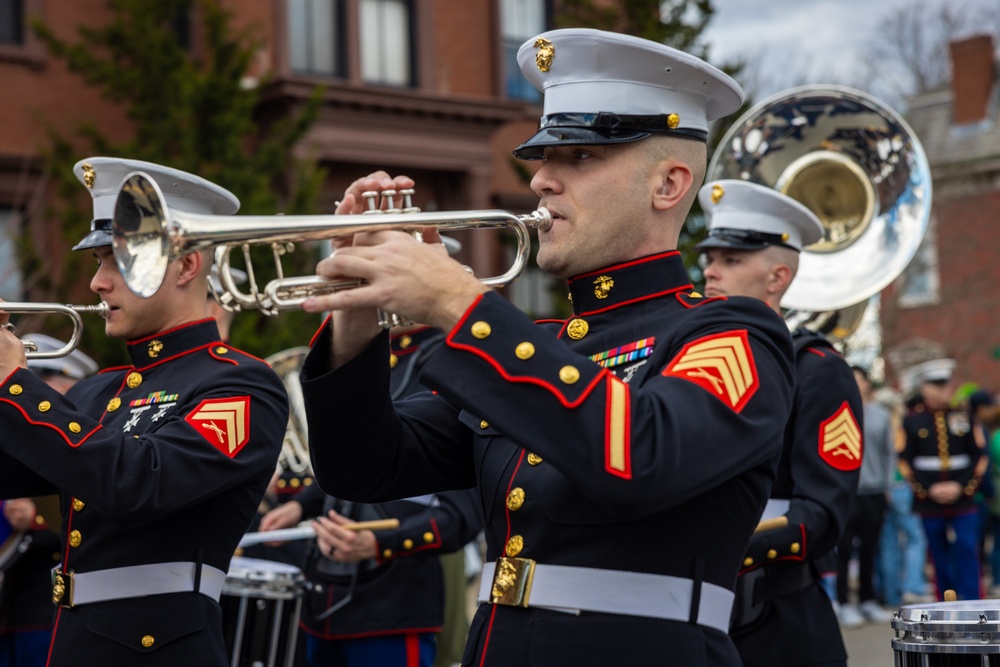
313,510,377,563
3,498,36,532
259,500,303,532
928,480,963,504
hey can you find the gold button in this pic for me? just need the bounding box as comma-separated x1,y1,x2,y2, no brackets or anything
8,384,22,396
215,347,228,354
566,318,589,340
743,557,753,567
506,535,524,557
689,291,702,298
304,477,313,486
35,515,44,525
72,499,85,511
290,478,300,488
69,530,82,548
559,366,580,384
382,549,393,559
790,543,801,554
766,549,777,560
667,113,681,129
527,453,543,465
126,372,142,389
69,422,82,434
403,539,414,550
390,354,398,369
918,428,929,438
38,401,51,413
471,321,491,339
480,420,489,429
507,487,525,511
515,342,535,360
400,335,412,349
277,479,286,488
423,532,434,543
141,635,154,648
107,397,121,412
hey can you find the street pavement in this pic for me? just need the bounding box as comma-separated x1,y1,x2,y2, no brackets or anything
842,617,897,666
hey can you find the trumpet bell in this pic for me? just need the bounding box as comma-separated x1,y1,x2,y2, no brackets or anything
113,172,172,299
708,85,931,314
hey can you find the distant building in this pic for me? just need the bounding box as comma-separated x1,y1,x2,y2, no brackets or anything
0,0,557,314
884,34,1000,392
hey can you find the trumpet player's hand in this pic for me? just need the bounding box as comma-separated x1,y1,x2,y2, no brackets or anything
313,509,378,563
0,302,28,378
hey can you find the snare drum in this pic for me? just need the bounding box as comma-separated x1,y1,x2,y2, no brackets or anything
221,557,304,667
892,600,1000,665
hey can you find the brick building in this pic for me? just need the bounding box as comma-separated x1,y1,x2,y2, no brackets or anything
0,0,555,314
883,34,1000,393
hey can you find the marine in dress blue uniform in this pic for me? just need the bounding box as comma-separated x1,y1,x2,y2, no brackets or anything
696,180,863,667
0,158,288,666
898,359,987,601
299,30,797,667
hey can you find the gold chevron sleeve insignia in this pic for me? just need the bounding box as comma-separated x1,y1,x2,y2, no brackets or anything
661,330,758,412
818,402,862,471
185,396,251,458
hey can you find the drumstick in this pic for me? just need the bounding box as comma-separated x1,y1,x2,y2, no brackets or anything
237,519,401,547
754,516,789,534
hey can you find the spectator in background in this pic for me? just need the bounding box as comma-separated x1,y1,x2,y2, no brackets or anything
835,366,895,626
972,390,1000,594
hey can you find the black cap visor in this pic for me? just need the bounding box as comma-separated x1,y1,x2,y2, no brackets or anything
695,228,797,252
513,126,652,160
71,219,113,251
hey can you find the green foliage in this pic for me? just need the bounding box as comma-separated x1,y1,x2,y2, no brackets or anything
28,0,325,364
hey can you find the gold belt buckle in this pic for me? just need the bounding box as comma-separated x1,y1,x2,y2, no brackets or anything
52,569,75,608
489,557,536,608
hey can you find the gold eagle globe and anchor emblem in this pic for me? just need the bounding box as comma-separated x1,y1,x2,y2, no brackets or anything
534,37,554,72
593,275,614,299
81,163,96,189
147,339,164,358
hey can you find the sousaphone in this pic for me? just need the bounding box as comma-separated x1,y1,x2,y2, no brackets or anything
708,85,932,340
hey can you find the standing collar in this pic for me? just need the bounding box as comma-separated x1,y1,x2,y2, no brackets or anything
567,251,693,315
126,319,222,369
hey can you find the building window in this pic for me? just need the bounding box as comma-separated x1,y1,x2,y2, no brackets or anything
359,0,412,86
0,0,24,45
501,0,544,101
288,0,344,77
0,210,22,298
897,221,940,308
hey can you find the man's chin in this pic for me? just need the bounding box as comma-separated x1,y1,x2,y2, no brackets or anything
704,287,724,298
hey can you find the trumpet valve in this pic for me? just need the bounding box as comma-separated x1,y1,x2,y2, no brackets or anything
381,189,400,214
399,189,420,214
362,190,381,214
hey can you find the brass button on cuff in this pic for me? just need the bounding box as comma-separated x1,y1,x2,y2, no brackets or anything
471,321,491,339
382,549,393,559
766,549,777,560
69,422,82,434
790,543,801,554
743,557,753,567
38,401,51,413
423,532,434,543
403,539,414,550
515,342,535,360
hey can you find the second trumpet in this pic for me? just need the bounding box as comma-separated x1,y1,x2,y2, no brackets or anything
112,171,552,316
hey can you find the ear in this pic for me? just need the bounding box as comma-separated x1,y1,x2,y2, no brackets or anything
174,251,204,288
652,160,694,212
767,263,794,295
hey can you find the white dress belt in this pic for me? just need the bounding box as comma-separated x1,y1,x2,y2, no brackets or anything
53,562,227,607
913,454,971,471
477,561,735,634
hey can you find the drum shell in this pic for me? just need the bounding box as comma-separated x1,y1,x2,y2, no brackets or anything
892,600,1000,665
221,557,304,667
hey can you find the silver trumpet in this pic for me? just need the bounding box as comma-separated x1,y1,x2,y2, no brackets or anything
112,171,552,318
0,302,109,359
